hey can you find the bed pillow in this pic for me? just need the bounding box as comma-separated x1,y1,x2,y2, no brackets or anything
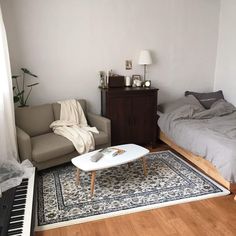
210,99,236,116
185,90,224,109
158,95,204,113
193,99,236,119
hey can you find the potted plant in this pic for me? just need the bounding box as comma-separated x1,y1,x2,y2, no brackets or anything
12,68,39,107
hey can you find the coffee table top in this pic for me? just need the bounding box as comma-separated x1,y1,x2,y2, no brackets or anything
71,144,149,172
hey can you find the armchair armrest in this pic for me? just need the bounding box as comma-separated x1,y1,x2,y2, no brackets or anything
87,112,111,145
16,126,32,162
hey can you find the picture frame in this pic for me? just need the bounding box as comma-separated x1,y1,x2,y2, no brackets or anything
132,74,141,81
132,74,142,87
125,60,132,70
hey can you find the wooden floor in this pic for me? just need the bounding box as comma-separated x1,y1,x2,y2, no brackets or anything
35,144,236,236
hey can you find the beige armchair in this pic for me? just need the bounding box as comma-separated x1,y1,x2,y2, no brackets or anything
15,99,111,170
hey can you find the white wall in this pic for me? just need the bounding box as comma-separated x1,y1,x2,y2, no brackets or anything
1,0,220,113
214,0,236,106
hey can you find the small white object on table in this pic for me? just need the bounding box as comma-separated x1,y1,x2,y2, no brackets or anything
71,144,149,196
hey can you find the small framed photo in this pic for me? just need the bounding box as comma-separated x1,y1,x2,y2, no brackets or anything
132,75,142,87
132,74,141,80
125,60,132,70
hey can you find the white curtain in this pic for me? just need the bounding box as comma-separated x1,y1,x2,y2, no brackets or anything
0,5,18,163
0,5,34,195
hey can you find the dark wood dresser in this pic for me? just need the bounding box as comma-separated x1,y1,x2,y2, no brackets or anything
100,87,158,146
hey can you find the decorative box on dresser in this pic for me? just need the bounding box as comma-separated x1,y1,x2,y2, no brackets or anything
100,87,158,146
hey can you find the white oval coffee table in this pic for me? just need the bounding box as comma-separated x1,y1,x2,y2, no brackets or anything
71,144,149,196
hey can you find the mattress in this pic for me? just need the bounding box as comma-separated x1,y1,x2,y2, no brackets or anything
158,99,236,183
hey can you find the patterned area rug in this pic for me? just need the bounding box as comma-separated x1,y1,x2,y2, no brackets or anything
36,151,229,231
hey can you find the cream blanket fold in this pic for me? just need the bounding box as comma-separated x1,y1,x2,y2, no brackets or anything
50,99,99,154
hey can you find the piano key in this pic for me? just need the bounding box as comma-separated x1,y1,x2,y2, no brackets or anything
18,182,28,187
15,187,27,192
22,170,35,236
13,197,26,202
9,216,24,223
12,204,25,210
7,228,22,235
9,220,24,226
9,222,23,230
18,182,27,187
14,190,27,195
11,209,25,217
0,168,35,236
14,194,27,199
13,199,26,205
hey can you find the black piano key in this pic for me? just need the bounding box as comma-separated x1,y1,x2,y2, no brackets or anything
9,221,23,230
16,186,27,191
7,228,22,235
12,204,25,210
17,183,28,189
14,190,27,195
9,216,24,222
13,199,26,205
17,183,27,187
10,209,25,217
19,183,27,188
21,179,28,184
14,194,27,200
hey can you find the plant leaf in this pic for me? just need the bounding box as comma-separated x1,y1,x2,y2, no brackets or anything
12,75,20,79
27,83,39,87
14,96,20,103
21,68,38,77
21,68,30,73
30,72,38,78
17,90,24,96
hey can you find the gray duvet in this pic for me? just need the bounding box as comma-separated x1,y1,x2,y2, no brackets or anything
158,99,236,183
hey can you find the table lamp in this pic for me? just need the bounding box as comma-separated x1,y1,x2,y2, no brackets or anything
138,50,152,81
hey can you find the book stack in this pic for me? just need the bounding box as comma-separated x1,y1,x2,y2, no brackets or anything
90,148,125,162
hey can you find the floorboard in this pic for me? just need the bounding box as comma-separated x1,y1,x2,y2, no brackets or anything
35,143,236,236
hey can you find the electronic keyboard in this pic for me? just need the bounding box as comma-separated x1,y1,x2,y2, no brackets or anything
0,168,36,236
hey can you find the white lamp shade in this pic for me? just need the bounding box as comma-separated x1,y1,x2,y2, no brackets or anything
138,50,152,65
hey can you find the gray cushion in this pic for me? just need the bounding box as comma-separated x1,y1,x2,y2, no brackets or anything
185,90,224,109
158,95,204,113
31,133,75,163
15,104,54,137
52,99,87,121
93,131,109,146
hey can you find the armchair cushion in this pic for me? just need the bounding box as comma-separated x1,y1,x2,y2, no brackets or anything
15,104,54,137
52,99,87,121
31,133,75,163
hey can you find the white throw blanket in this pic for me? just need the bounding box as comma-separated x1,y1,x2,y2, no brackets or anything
50,99,99,154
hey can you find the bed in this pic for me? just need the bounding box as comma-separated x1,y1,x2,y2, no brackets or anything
157,93,236,195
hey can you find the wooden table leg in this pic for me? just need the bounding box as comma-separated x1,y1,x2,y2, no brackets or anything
76,168,80,185
142,157,148,177
90,171,96,197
